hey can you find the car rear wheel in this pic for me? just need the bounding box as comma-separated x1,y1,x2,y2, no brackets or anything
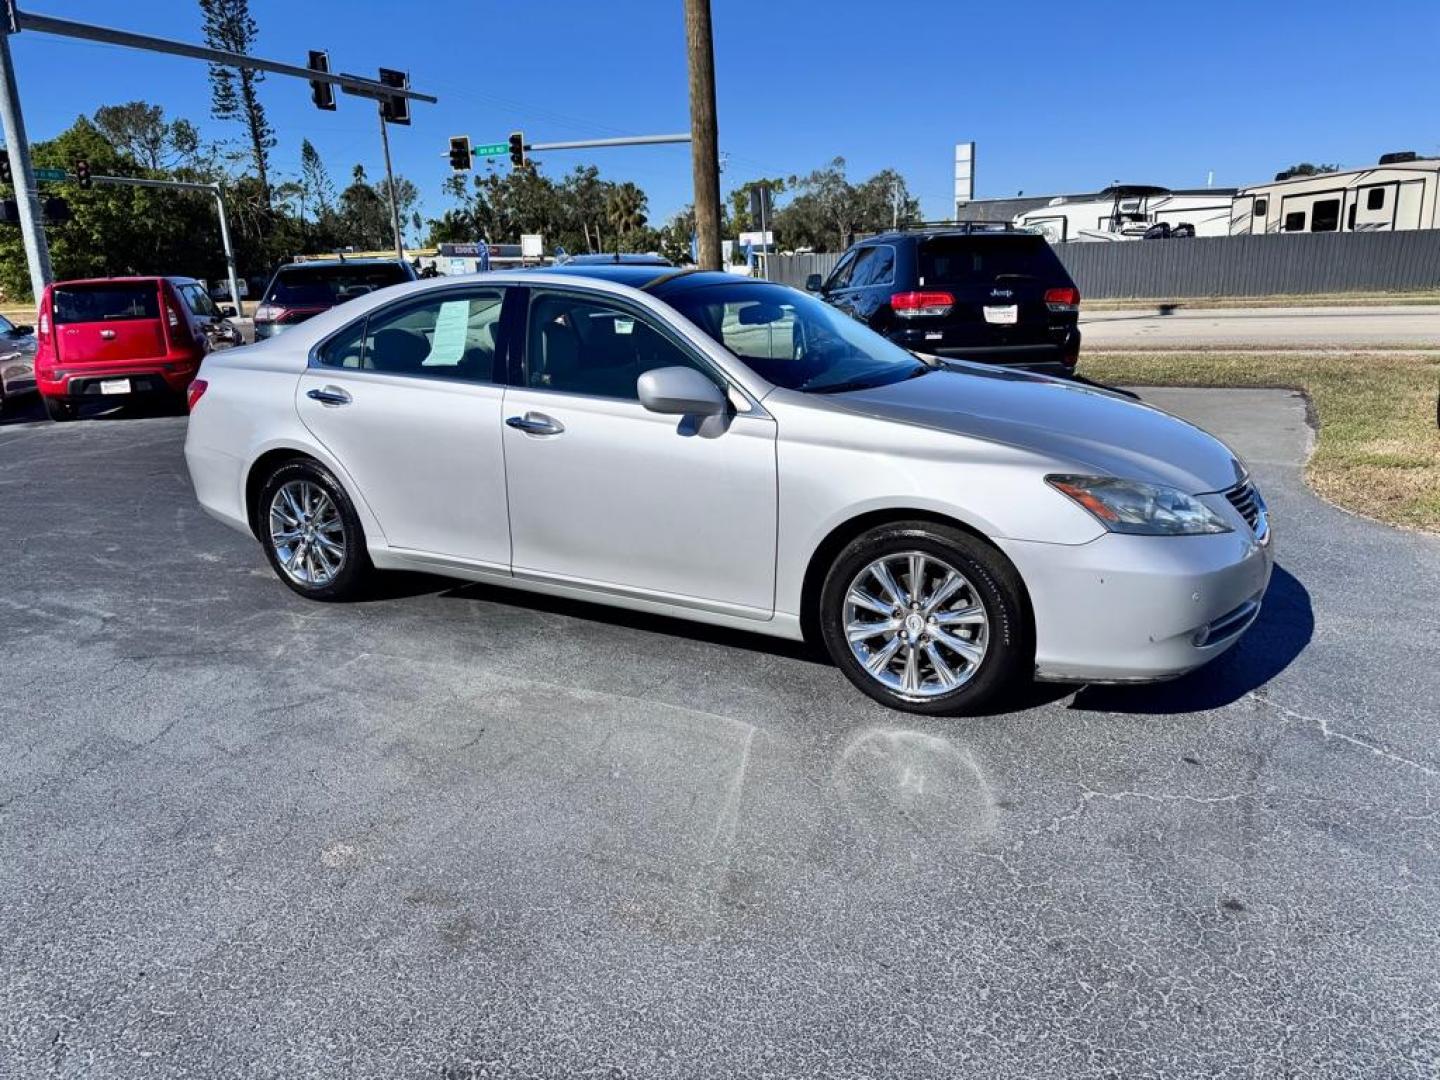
42,396,76,423
257,459,371,601
819,522,1031,715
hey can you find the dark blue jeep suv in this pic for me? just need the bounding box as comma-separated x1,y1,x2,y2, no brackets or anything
806,225,1082,375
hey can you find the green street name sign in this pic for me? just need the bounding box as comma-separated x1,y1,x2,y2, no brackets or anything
34,168,67,182
472,142,508,158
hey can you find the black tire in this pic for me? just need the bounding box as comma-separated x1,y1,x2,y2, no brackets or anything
43,395,76,422
256,458,372,601
818,521,1032,716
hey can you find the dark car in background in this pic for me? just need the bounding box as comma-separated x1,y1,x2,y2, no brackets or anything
252,258,417,340
806,225,1082,375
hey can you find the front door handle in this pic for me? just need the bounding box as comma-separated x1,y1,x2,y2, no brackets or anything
506,412,565,436
307,386,351,406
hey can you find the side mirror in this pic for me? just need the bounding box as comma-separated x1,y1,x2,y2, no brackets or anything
219,305,237,318
637,366,727,416
804,273,823,293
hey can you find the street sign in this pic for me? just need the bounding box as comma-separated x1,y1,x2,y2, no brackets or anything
472,142,508,158
34,167,66,182
520,234,543,258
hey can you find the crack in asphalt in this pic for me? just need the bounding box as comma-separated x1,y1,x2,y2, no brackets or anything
1248,689,1439,779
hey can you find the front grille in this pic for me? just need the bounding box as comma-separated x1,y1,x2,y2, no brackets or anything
1224,480,1262,531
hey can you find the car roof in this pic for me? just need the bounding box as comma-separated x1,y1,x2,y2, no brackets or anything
560,253,672,266
528,263,673,288
860,225,1035,244
276,259,409,272
50,276,174,287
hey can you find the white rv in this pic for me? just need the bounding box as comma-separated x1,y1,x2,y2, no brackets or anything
1016,185,1236,242
1231,153,1440,235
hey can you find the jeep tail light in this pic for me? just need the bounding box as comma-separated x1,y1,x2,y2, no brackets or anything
186,378,208,411
1045,287,1080,312
891,291,954,318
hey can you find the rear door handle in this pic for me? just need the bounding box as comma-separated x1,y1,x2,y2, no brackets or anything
307,386,351,406
506,412,564,436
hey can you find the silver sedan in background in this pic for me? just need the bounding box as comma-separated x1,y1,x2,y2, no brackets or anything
184,267,1272,715
0,312,37,414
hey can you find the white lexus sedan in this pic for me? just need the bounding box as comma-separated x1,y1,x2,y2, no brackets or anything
184,266,1272,715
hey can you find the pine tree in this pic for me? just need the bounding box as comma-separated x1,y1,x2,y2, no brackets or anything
198,0,275,208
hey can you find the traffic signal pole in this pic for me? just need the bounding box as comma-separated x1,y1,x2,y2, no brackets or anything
88,173,242,312
0,26,51,301
377,108,403,261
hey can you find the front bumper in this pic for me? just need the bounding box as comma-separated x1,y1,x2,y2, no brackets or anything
995,523,1274,683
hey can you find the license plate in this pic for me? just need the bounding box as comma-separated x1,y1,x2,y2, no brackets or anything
983,304,1018,325
99,378,131,395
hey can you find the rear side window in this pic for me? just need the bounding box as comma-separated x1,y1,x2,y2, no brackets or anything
317,289,506,383
918,237,1067,286
850,246,895,288
53,283,160,325
266,264,412,308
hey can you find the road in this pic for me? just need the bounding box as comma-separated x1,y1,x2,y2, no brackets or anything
1080,303,1440,349
2,390,1438,1078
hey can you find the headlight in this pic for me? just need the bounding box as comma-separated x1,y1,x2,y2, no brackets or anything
1046,475,1232,536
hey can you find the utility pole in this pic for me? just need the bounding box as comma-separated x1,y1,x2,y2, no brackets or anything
0,26,51,301
377,109,403,260
683,0,721,271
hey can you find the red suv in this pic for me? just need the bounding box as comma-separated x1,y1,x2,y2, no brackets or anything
35,276,232,421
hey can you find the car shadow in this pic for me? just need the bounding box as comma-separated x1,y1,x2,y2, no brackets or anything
1067,563,1313,715
358,564,1311,716
369,570,826,664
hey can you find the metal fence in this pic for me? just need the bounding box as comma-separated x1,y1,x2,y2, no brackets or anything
761,252,841,289
761,230,1440,299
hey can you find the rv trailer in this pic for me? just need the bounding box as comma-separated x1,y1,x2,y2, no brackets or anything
1231,152,1440,235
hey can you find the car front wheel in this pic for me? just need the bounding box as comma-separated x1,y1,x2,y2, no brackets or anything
257,459,371,601
819,522,1031,715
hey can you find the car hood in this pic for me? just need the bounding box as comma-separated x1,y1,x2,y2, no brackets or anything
822,363,1246,493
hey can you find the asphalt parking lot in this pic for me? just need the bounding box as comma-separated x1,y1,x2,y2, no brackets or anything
3,388,1439,1078
1080,302,1440,349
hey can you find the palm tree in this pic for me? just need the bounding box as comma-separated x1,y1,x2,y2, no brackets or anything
604,182,647,247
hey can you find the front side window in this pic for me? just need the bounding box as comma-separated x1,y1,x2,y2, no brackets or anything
823,250,860,292
316,290,505,382
180,284,219,317
667,281,929,395
525,292,717,400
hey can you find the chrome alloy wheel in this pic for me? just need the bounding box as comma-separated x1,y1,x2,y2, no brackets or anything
842,550,990,698
268,479,345,587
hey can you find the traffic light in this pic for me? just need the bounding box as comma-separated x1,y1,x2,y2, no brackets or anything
378,68,410,126
0,198,18,225
0,151,10,186
74,159,91,189
508,131,526,169
307,50,336,111
42,196,71,224
448,136,472,172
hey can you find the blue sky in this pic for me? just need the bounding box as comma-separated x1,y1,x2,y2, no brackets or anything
9,0,1439,227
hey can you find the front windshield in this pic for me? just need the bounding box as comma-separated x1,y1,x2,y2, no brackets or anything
665,281,928,393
